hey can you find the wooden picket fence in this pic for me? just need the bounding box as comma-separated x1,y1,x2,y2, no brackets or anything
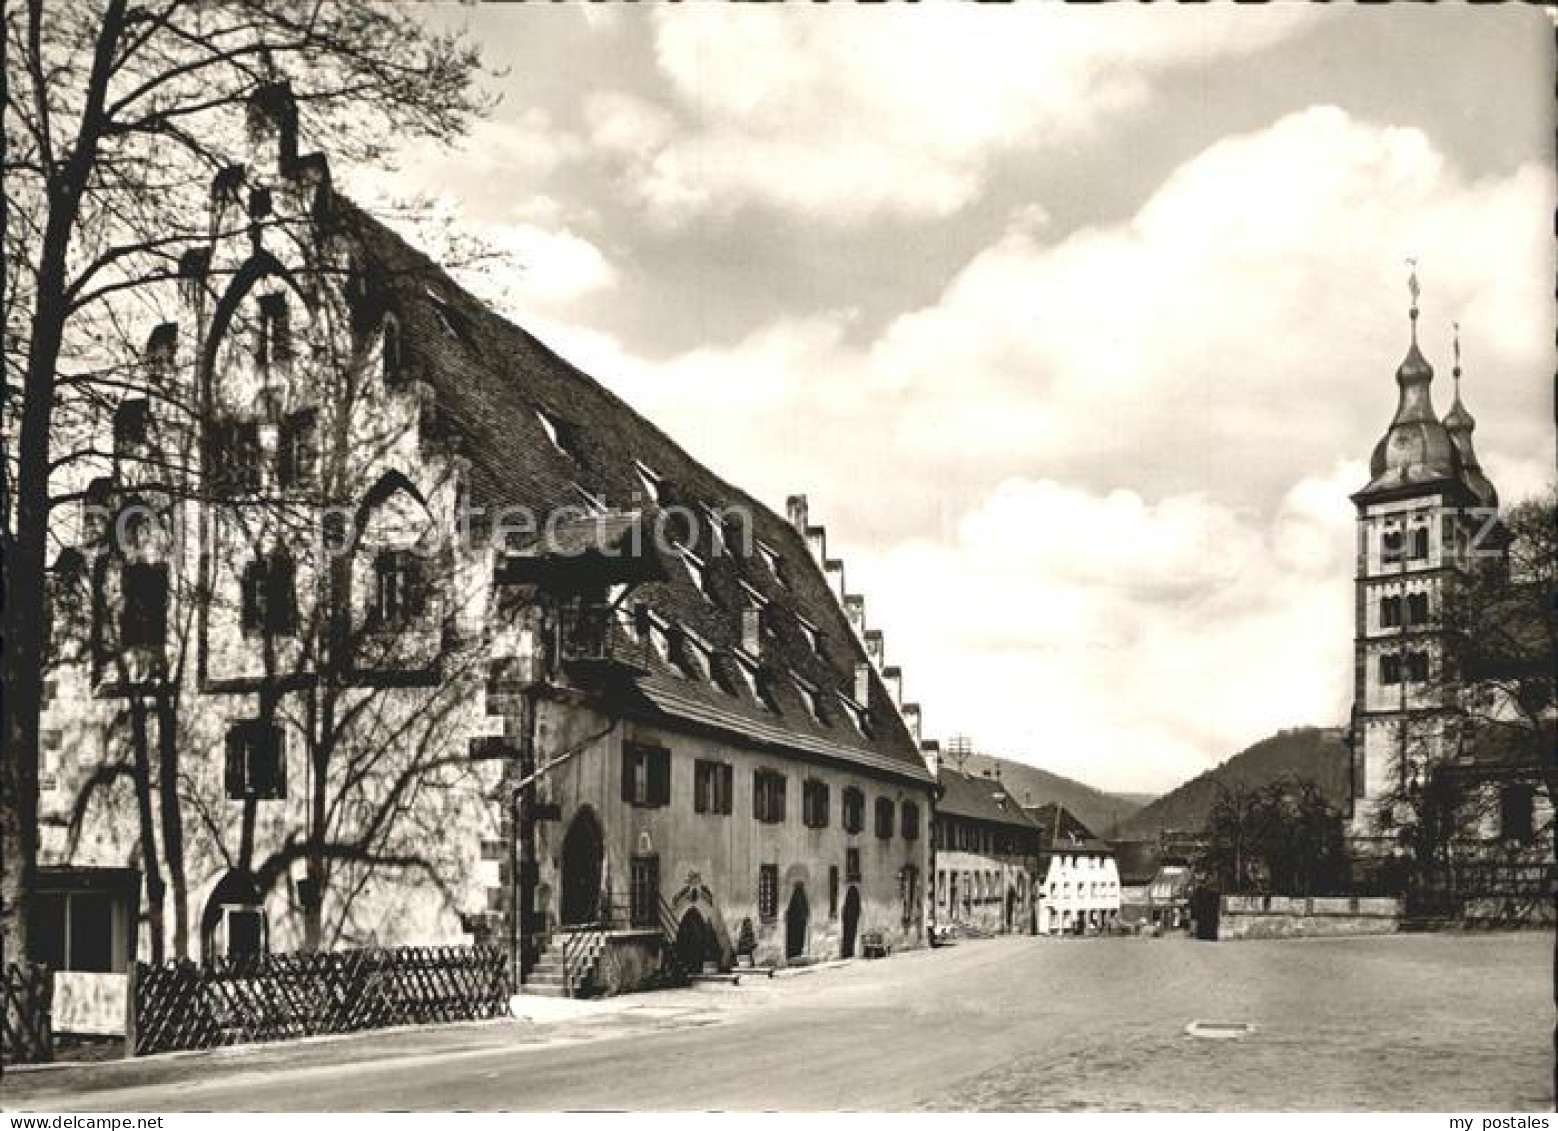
2,962,54,1065
133,945,510,1056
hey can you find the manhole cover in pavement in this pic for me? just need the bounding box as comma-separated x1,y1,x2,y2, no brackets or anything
1185,1020,1255,1040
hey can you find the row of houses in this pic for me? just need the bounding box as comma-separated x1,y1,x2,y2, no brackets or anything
26,86,1120,1034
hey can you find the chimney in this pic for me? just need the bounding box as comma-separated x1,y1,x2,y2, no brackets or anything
786,494,809,534
902,702,922,742
741,608,761,655
247,80,299,169
824,558,845,603
882,665,903,707
853,662,871,705
864,629,884,668
806,525,827,564
843,594,865,635
921,739,941,780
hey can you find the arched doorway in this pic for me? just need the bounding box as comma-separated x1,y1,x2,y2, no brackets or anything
675,907,716,972
840,886,861,958
785,885,809,960
560,809,604,926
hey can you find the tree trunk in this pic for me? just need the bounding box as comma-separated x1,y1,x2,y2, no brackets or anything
127,699,166,964
156,694,189,959
2,0,127,992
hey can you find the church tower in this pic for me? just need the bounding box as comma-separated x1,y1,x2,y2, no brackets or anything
1347,271,1497,849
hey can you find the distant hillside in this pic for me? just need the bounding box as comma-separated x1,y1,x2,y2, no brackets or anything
1111,726,1351,841
957,753,1144,836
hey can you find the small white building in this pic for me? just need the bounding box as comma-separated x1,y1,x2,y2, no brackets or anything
1027,804,1121,935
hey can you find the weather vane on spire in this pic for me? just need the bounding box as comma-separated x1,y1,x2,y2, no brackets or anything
1406,258,1420,309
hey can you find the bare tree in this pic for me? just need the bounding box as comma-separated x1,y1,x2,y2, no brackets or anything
3,0,487,978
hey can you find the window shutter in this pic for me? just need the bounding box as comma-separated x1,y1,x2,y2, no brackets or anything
775,775,786,822
270,726,287,800
268,556,297,635
722,764,733,814
621,746,636,804
226,727,247,798
650,747,670,807
694,763,708,814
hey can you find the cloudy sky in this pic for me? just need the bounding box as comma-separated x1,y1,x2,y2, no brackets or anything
354,5,1554,793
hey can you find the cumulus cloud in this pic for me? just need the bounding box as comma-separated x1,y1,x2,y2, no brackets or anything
607,4,1321,224
844,469,1362,793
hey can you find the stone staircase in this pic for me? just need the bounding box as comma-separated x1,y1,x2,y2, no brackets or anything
522,926,607,998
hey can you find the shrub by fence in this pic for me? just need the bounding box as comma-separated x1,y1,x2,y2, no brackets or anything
2,962,54,1065
133,945,509,1056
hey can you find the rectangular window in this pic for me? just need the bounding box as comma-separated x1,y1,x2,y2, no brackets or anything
842,787,864,835
630,854,660,929
256,293,291,367
1382,529,1404,565
1409,527,1429,561
845,847,861,883
754,769,787,824
902,801,921,841
1406,592,1430,626
276,410,317,490
28,890,116,973
621,742,671,809
225,720,287,800
803,779,830,829
241,554,297,637
693,759,733,815
1380,653,1402,685
371,549,426,629
120,563,169,649
113,398,150,450
875,796,895,840
1380,595,1402,628
1405,651,1430,683
758,863,779,921
1500,784,1535,842
209,420,262,496
829,865,840,919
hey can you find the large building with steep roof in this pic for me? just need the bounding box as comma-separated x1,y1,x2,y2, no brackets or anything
30,84,934,1006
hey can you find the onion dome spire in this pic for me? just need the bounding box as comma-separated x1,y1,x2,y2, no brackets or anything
1442,321,1498,507
1360,260,1458,497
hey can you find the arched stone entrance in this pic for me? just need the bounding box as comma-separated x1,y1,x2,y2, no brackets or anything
785,885,809,960
560,808,604,926
675,906,718,972
840,886,861,958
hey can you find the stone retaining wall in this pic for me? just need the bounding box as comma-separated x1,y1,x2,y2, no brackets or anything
1216,895,1403,940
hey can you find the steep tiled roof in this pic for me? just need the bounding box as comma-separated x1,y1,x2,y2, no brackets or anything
1027,802,1114,855
937,769,1037,829
336,200,929,785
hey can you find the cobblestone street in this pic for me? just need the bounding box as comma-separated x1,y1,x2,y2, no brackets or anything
4,931,1551,1111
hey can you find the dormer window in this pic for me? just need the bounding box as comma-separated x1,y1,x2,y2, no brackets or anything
754,669,784,714
256,293,291,367
569,482,608,515
793,675,826,725
756,540,786,587
680,548,713,601
639,610,673,665
671,627,712,682
840,695,872,737
700,503,729,556
425,287,466,342
536,407,583,463
795,615,821,654
732,654,764,704
634,461,663,506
